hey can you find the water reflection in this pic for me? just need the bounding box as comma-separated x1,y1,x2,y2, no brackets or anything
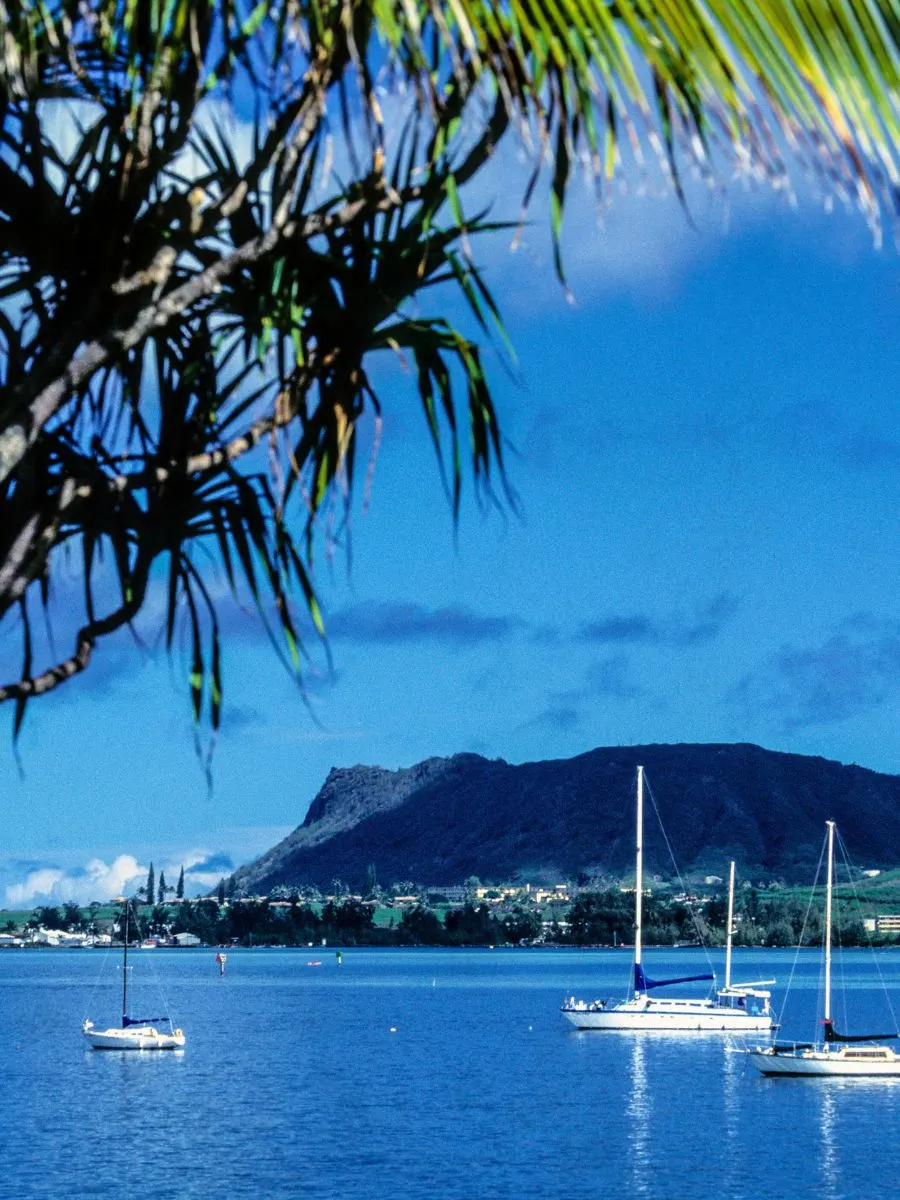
722,1043,739,1138
82,1046,187,1095
819,1086,838,1200
626,1038,650,1197
11,950,900,1200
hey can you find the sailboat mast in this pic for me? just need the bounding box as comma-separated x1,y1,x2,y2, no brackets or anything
122,901,129,1025
824,820,835,1024
725,860,735,990
634,765,643,970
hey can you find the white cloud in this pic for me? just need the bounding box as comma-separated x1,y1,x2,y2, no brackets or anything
2,847,238,906
1,823,291,911
5,854,145,906
5,867,67,906
181,871,223,892
35,99,104,177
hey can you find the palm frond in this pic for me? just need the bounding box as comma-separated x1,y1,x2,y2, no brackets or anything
4,0,900,756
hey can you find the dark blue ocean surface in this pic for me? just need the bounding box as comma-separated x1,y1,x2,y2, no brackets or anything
3,946,900,1200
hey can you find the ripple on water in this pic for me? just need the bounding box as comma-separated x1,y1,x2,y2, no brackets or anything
2,948,900,1199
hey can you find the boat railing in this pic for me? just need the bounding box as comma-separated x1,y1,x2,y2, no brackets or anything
770,1041,816,1054
719,982,774,998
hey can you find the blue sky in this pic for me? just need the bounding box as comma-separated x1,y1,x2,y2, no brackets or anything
3,157,900,905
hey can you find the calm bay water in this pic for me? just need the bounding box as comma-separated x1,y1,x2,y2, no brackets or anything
3,946,900,1199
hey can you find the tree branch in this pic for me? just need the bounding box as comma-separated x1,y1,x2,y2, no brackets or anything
0,557,149,704
0,488,72,612
0,629,95,701
0,180,422,487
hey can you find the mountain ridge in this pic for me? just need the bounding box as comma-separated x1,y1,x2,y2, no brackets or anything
229,743,900,892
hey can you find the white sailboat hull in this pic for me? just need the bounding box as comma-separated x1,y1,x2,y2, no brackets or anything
82,1022,185,1050
562,771,777,1035
83,903,187,1049
748,1045,900,1077
748,824,900,1080
562,995,775,1032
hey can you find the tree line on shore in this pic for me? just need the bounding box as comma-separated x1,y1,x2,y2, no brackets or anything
12,885,879,948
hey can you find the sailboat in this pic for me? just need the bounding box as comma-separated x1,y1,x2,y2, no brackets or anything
82,899,186,1050
561,766,776,1032
717,859,779,1020
748,820,900,1076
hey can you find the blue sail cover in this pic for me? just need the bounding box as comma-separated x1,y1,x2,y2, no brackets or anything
822,1019,899,1044
634,963,714,993
123,1015,169,1027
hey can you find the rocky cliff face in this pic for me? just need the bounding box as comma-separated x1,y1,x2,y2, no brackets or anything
228,743,900,892
231,754,485,890
301,755,483,839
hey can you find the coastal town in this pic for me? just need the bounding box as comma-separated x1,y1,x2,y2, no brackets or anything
4,870,900,949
